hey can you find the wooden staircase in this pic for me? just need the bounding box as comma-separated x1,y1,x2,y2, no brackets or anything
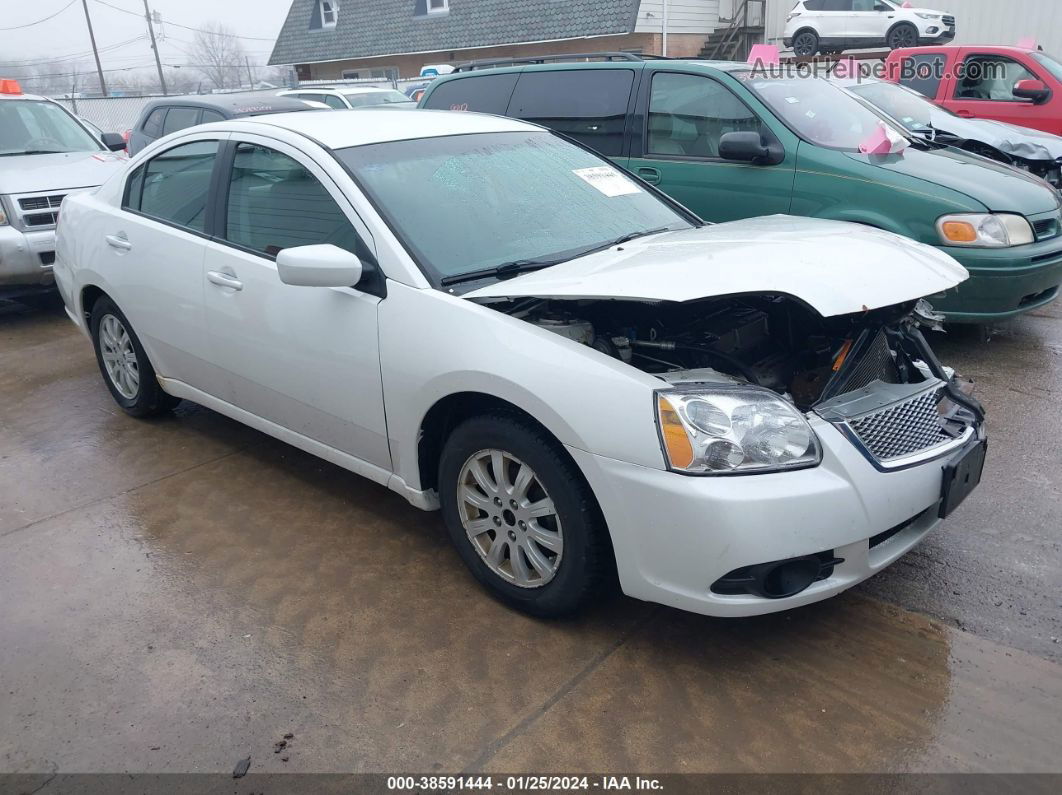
699,0,766,62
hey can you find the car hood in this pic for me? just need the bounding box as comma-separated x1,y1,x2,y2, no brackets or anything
0,150,125,194
464,216,967,318
848,145,1060,214
927,109,1062,162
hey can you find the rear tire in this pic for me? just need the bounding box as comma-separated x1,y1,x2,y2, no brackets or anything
90,296,179,417
887,23,918,50
792,30,820,57
438,413,611,617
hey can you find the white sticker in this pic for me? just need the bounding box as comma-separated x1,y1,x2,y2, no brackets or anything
573,166,641,197
785,96,800,104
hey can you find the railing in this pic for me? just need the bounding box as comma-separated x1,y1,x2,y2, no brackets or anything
706,0,767,62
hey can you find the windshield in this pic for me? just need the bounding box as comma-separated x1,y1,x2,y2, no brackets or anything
847,81,952,132
0,99,103,156
740,75,908,151
345,90,414,108
338,131,692,285
1031,52,1062,84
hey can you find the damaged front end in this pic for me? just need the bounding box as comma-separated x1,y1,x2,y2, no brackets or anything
489,292,985,474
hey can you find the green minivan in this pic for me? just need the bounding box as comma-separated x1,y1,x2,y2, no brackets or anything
420,57,1062,322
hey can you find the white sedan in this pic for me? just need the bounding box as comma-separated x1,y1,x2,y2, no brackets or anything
54,109,986,618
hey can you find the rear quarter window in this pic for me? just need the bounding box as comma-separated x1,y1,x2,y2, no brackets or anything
506,70,635,156
422,74,519,114
162,107,202,136
141,107,167,137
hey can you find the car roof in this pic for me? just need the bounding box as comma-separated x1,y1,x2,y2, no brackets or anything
213,107,539,150
0,92,52,102
142,92,315,116
432,58,750,83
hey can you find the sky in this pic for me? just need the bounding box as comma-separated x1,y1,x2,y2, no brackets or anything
0,0,295,86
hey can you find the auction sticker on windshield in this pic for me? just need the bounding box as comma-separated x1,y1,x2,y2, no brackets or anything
573,166,641,197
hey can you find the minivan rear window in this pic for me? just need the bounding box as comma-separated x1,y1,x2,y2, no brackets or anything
507,70,635,156
422,74,519,114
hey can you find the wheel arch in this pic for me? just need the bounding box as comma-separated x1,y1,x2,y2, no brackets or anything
887,20,919,42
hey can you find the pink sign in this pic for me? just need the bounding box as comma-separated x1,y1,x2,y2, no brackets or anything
859,122,909,156
747,44,781,66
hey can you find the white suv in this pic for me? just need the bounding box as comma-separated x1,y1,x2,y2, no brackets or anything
784,0,955,57
278,85,415,109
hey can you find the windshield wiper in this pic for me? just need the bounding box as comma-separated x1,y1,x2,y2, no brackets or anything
0,149,69,156
440,259,560,287
439,227,674,288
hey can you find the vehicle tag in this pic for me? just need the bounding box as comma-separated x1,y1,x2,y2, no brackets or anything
940,439,987,518
572,166,641,197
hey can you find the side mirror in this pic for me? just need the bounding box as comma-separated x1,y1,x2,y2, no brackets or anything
718,131,780,164
1014,79,1051,104
100,132,127,152
276,244,364,288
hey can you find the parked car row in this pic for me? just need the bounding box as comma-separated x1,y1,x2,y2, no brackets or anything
12,48,1060,621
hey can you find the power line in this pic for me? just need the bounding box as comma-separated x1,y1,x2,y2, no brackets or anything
0,35,147,67
91,0,278,41
0,0,77,31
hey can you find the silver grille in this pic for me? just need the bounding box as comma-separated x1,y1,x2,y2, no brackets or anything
848,388,951,462
11,191,70,231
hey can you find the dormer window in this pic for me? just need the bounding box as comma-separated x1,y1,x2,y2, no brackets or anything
427,0,449,14
320,0,338,28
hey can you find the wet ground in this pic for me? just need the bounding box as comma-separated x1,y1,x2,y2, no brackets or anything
1,296,1060,775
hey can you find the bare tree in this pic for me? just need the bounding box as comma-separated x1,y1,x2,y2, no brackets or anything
189,21,246,91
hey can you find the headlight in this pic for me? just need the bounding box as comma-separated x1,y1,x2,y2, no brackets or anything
937,213,1035,247
915,12,941,19
656,387,822,475
0,200,7,226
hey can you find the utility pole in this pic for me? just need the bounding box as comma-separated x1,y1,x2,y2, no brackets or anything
142,0,168,95
245,56,255,88
80,0,108,96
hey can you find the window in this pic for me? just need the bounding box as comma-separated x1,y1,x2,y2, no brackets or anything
506,70,635,157
337,132,689,283
225,143,368,260
647,73,760,159
162,107,201,136
323,94,348,109
802,0,826,9
822,0,853,10
124,140,218,233
320,1,337,28
956,55,1039,102
200,109,226,124
421,73,519,114
141,107,167,138
427,0,449,14
897,53,946,98
0,99,101,155
341,70,360,79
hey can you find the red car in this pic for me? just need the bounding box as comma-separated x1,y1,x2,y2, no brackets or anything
885,45,1062,136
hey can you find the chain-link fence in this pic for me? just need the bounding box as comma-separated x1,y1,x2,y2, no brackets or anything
53,96,155,134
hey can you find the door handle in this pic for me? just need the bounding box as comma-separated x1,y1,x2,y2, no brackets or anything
207,270,244,291
105,233,132,251
637,167,662,185
956,110,973,117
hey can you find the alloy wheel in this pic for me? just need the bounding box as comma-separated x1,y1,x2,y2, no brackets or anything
794,33,818,56
890,26,917,49
98,314,140,400
457,449,564,588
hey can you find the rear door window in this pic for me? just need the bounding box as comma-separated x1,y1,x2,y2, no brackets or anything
422,74,519,114
506,70,635,156
141,107,167,138
322,94,347,109
199,109,226,124
898,53,947,98
124,140,219,233
162,107,202,136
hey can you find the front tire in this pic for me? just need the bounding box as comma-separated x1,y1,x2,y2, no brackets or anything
792,30,820,57
438,414,610,617
888,23,918,50
90,296,179,417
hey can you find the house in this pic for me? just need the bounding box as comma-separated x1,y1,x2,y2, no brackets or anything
268,1,766,81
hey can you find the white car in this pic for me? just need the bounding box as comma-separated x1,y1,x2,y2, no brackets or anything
0,82,127,297
54,110,987,618
784,0,955,56
278,85,415,110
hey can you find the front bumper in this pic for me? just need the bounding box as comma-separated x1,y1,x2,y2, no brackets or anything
931,236,1062,322
568,416,981,618
0,225,57,291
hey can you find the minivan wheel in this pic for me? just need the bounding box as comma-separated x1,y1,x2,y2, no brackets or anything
438,413,610,617
90,296,179,417
887,23,918,50
792,30,820,57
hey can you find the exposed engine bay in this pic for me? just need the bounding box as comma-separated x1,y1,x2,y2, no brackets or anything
494,294,974,412
957,139,1062,192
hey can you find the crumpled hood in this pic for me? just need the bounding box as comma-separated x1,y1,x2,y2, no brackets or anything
0,150,125,194
846,146,1060,214
928,107,1062,162
465,216,968,318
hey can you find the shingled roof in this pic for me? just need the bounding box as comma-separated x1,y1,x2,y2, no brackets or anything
268,0,643,66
